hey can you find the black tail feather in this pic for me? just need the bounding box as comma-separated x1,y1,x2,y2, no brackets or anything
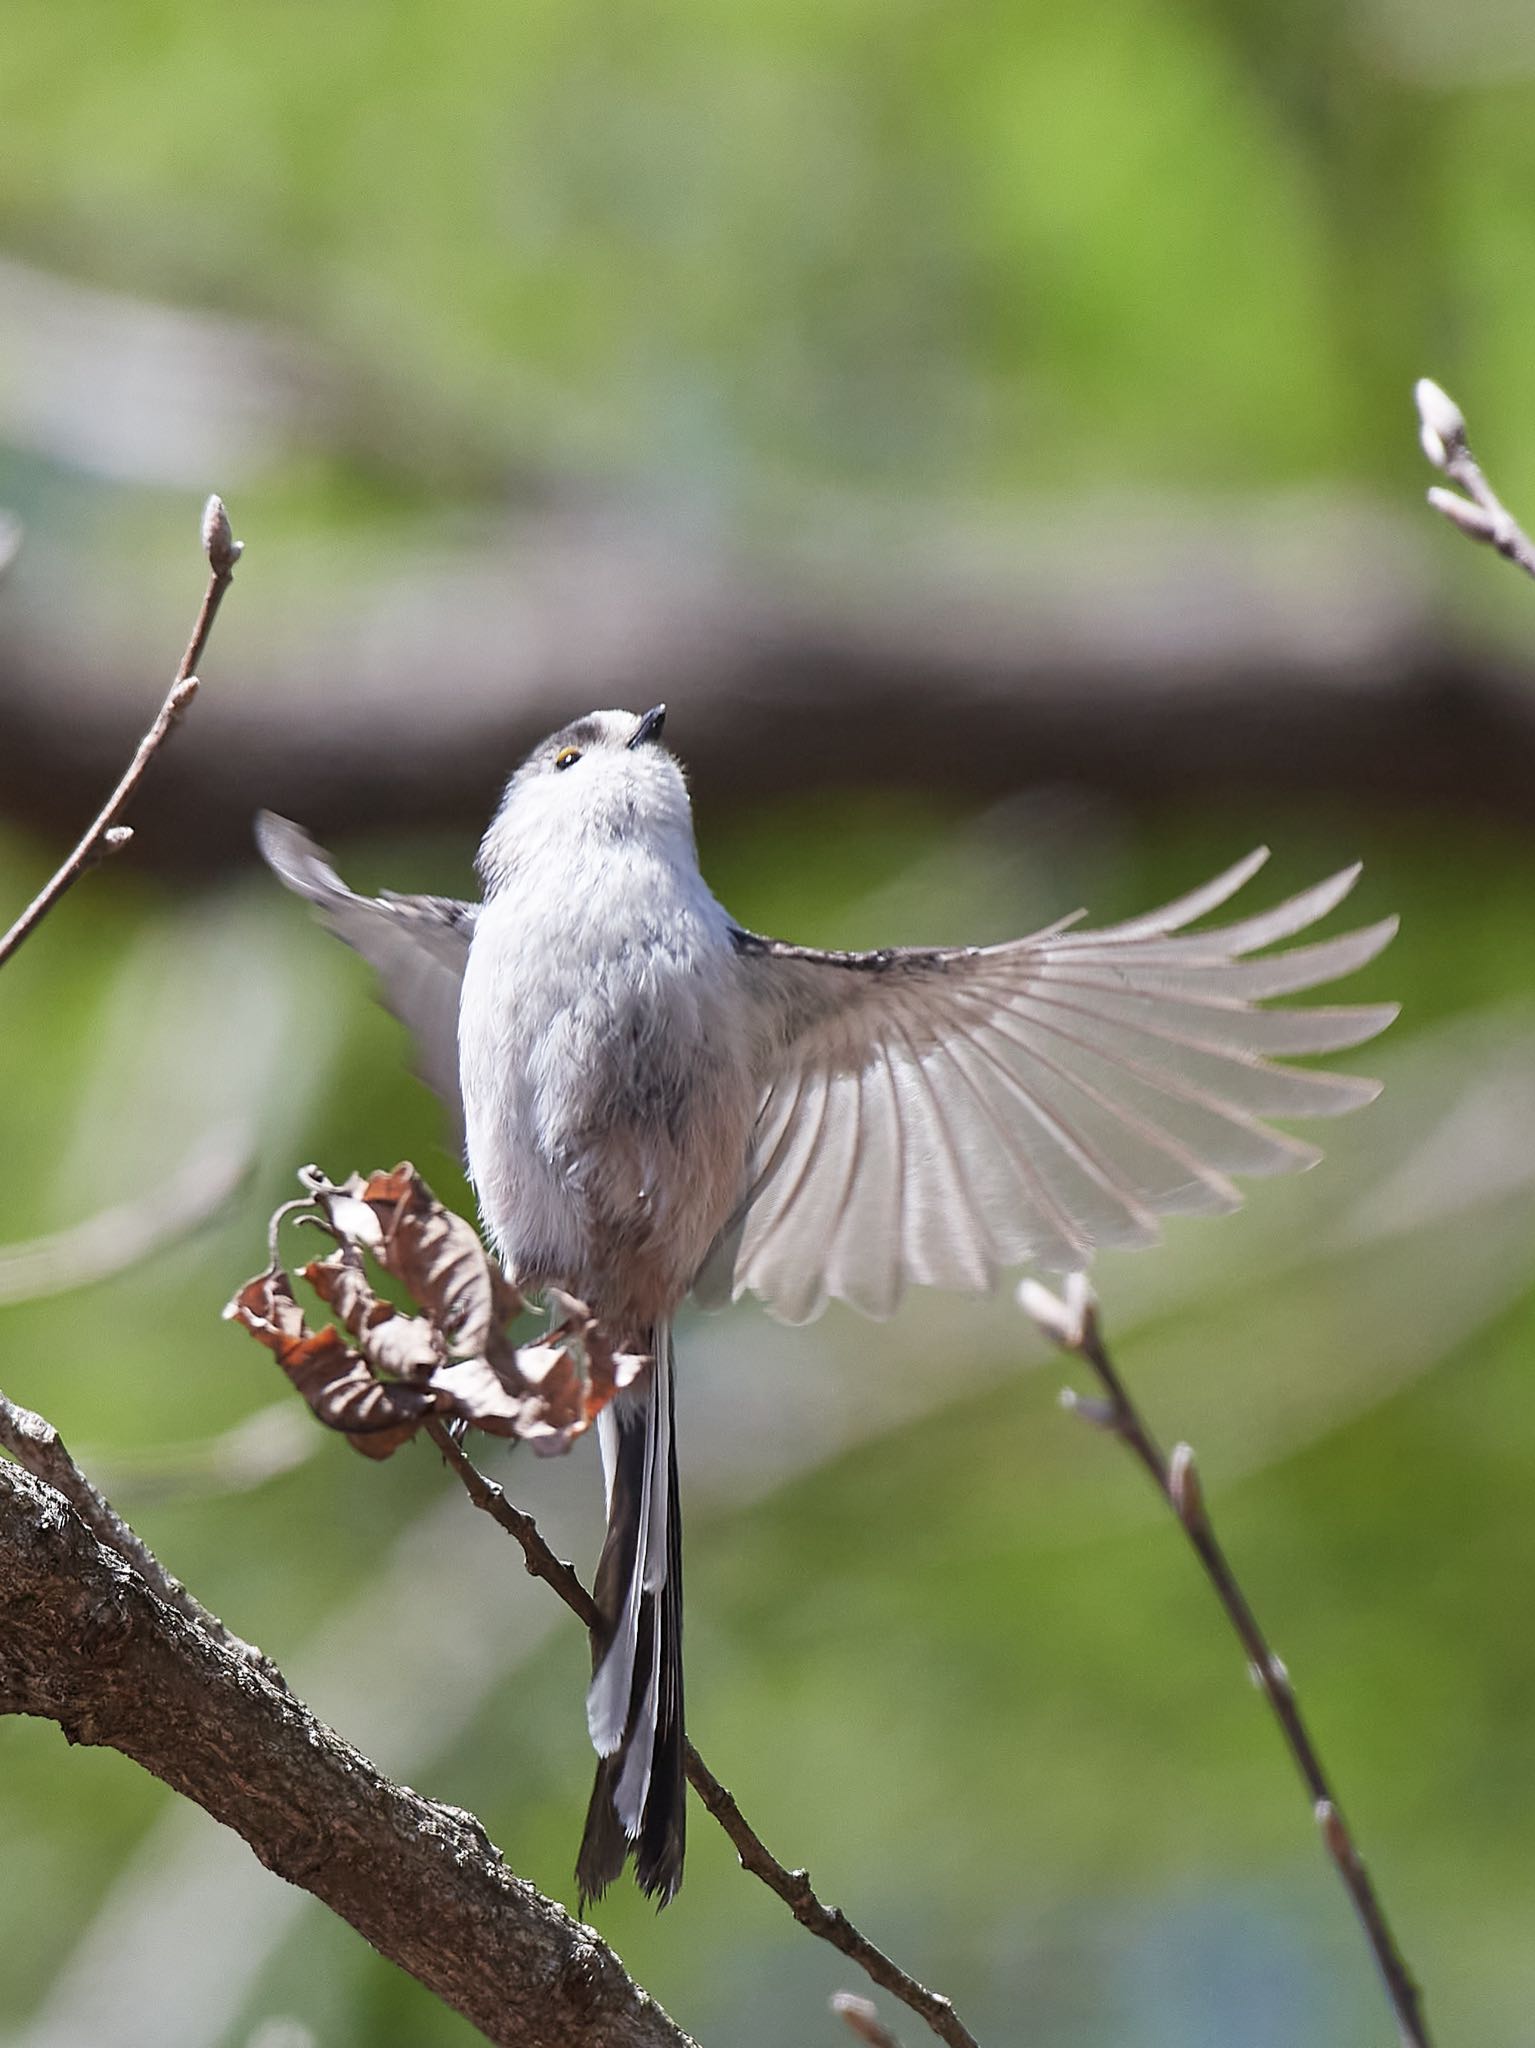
576,1331,685,1909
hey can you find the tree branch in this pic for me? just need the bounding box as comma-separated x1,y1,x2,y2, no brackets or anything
238,1176,976,2044
0,1388,280,1685
426,1422,980,2048
0,494,241,969
1415,378,1535,584
1021,1274,1431,2048
0,1456,695,2048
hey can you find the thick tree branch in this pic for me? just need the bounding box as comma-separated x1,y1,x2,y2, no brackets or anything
0,1388,280,1685
1022,1275,1431,2048
0,1458,695,2048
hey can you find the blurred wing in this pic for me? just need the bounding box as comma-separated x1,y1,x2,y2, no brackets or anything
255,812,474,1137
700,850,1397,1323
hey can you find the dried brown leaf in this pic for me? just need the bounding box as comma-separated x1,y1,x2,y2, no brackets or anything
236,1170,644,1460
428,1356,534,1435
225,1263,432,1459
580,1324,650,1421
312,1349,435,1461
224,1264,308,1351
359,1164,523,1357
537,1293,649,1443
299,1166,386,1251
303,1250,440,1379
507,1339,589,1451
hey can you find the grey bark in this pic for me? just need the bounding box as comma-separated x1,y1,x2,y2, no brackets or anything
0,1461,696,2048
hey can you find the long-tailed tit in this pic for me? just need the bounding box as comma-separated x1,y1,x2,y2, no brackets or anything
257,702,1396,1905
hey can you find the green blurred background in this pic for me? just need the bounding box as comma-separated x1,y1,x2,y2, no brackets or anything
3,4,1535,2045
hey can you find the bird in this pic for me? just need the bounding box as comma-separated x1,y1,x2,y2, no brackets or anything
256,702,1397,1908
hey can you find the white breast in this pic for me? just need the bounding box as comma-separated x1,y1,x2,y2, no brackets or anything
458,837,756,1328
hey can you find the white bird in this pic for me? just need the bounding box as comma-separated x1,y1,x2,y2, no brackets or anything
257,703,1397,1906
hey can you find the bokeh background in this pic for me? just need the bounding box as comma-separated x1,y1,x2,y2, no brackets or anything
3,5,1535,2045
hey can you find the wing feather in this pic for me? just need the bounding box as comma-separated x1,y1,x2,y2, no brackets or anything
824,1052,904,1318
999,986,1381,1119
255,812,475,1139
881,1035,996,1298
712,853,1396,1318
941,999,1242,1224
1076,846,1273,941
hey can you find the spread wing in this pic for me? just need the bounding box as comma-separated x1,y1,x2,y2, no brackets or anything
255,812,475,1139
699,850,1397,1323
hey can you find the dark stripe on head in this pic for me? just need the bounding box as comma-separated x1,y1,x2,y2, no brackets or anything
546,715,605,755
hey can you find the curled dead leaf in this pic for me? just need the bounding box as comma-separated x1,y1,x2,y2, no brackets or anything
225,1264,430,1458
303,1249,441,1379
428,1356,533,1433
230,1167,648,1463
357,1165,523,1357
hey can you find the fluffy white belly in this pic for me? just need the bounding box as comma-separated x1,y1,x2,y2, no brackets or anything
458,871,755,1332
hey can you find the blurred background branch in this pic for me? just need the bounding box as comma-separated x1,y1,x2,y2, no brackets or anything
833,1992,908,2048
2,261,1535,869
0,1125,249,1308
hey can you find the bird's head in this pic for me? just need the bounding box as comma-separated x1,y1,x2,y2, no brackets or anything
476,705,693,892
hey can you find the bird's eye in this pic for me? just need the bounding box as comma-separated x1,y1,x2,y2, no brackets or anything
554,747,582,771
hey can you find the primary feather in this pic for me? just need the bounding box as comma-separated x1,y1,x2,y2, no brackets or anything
699,850,1397,1323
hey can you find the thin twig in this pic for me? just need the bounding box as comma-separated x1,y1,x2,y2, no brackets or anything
682,1747,975,2048
425,1419,603,1630
425,1421,981,2048
0,495,242,969
0,1389,284,1688
1021,1274,1431,2048
1414,378,1535,584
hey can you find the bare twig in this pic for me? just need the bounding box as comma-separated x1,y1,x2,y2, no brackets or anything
425,1418,604,1629
1415,378,1535,584
233,1184,980,2045
0,494,241,969
0,1458,694,2048
427,1422,980,2048
0,1389,282,1687
1021,1274,1431,2048
682,1748,975,2048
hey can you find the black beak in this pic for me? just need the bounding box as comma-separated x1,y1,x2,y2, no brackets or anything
628,703,667,750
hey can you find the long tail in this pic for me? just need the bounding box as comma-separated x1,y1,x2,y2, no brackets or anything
576,1322,685,1908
